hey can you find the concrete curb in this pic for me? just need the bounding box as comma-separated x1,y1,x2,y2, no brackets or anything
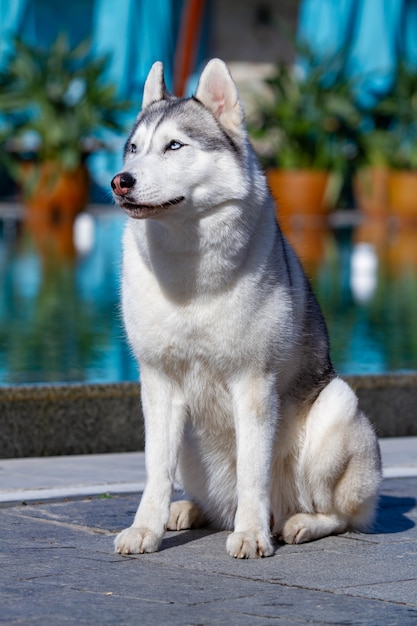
1,375,417,457
0,382,143,457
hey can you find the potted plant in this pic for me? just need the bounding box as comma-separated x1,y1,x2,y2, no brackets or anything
354,62,417,219
384,63,417,218
353,122,393,219
249,49,360,228
0,34,131,221
352,69,401,219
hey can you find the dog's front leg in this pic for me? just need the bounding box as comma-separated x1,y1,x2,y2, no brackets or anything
227,374,278,558
115,372,186,554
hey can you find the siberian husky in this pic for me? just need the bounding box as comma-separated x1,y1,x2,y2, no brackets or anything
111,59,381,558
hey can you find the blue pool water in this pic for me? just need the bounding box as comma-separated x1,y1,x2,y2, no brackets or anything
0,207,138,385
1,206,417,384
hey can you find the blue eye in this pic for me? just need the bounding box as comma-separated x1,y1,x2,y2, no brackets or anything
167,140,183,151
130,143,137,153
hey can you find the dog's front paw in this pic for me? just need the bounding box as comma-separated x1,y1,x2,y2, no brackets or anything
114,527,162,554
226,531,274,559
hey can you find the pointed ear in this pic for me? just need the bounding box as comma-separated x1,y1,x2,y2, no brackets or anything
195,59,244,135
142,61,170,109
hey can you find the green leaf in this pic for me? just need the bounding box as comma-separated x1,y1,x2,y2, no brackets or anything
0,33,133,170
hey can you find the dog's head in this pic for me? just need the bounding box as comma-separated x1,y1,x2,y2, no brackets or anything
111,59,251,220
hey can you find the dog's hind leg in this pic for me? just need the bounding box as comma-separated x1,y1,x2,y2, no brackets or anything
167,500,207,530
281,512,348,544
279,378,381,545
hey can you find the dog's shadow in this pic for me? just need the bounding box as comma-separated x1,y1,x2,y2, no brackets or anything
373,494,416,534
160,527,219,551
159,494,417,551
151,492,417,553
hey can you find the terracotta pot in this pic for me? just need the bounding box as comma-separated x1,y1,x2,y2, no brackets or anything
19,161,90,259
388,170,417,219
353,166,389,217
266,169,329,230
20,161,89,216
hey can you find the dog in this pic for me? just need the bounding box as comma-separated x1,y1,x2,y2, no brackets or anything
111,58,381,558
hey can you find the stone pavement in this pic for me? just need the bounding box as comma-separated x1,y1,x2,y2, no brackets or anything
0,438,416,625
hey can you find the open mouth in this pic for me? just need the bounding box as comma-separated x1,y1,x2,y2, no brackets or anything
120,196,185,218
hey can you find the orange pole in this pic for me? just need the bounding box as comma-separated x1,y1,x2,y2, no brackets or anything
174,0,206,97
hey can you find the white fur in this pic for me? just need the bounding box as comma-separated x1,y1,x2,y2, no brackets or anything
113,59,381,559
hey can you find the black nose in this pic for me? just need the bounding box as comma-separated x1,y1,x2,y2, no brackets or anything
111,172,136,194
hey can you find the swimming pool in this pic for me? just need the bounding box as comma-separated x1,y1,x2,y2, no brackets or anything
1,205,416,384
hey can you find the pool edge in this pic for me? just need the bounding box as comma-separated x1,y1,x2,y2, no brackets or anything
1,374,416,458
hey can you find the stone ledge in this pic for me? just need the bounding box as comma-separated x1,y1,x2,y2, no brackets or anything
0,382,143,458
0,375,416,458
347,374,417,438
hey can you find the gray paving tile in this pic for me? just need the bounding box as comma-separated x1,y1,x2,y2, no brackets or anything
0,476,416,625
